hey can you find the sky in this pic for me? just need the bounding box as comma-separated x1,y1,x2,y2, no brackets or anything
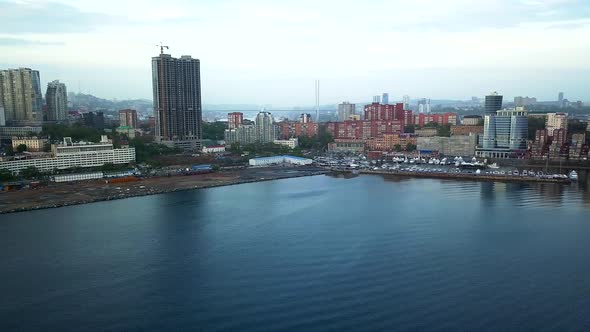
1,0,589,106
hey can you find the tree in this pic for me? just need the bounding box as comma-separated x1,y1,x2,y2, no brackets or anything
16,144,27,153
404,124,415,134
568,119,587,134
394,144,402,152
437,124,451,137
202,122,227,140
528,117,545,140
4,145,14,156
20,166,41,179
0,168,15,182
406,143,417,151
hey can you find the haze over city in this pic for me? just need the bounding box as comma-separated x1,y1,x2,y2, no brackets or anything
1,0,590,105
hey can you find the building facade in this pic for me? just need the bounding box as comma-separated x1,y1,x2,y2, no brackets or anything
0,136,135,173
273,138,299,148
546,113,568,137
11,137,47,152
0,104,5,126
338,102,355,121
0,68,43,123
326,120,403,139
451,125,484,136
462,115,482,126
228,112,243,129
418,135,478,157
255,111,276,143
413,113,457,127
477,107,528,158
366,133,417,151
119,109,139,128
0,126,42,140
484,92,503,115
46,80,68,121
152,53,202,150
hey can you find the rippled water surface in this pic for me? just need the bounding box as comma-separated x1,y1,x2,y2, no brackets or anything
1,175,590,331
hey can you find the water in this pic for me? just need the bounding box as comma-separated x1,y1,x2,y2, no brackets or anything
1,175,590,331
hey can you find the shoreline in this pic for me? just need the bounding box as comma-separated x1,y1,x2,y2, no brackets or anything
0,170,327,215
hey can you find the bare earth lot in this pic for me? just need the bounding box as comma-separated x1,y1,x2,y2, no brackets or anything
0,167,326,214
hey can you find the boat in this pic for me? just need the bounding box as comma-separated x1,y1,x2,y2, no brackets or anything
488,163,500,169
569,170,578,181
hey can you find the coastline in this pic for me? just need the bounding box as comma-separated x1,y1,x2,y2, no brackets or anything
0,168,328,215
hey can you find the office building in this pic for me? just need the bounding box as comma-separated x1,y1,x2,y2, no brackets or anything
46,80,68,121
0,68,43,123
546,113,568,136
338,102,356,121
11,137,47,152
228,112,243,129
255,111,276,143
513,96,536,107
224,124,256,145
418,135,478,157
0,136,135,173
477,107,528,158
273,138,299,148
0,126,42,140
413,113,457,127
119,109,138,128
152,53,202,150
462,115,482,125
382,93,389,105
484,92,503,115
372,95,381,104
0,104,5,126
83,111,105,130
402,95,410,109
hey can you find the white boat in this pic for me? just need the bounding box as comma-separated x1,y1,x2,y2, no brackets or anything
488,163,500,169
569,170,578,181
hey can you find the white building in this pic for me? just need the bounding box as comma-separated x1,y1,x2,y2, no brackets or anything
0,136,136,174
546,113,568,136
11,136,47,152
249,155,313,166
273,138,298,148
202,145,226,153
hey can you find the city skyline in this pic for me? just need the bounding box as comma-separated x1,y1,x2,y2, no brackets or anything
1,0,590,104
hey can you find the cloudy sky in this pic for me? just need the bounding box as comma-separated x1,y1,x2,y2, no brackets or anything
1,0,589,106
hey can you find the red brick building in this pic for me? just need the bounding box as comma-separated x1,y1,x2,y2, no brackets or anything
278,121,318,139
363,102,412,126
450,125,484,136
228,112,243,129
413,112,458,127
366,133,417,151
326,120,403,139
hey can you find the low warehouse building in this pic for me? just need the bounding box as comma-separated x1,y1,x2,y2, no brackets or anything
249,155,313,166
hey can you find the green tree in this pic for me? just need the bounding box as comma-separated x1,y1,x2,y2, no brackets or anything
394,144,402,152
437,124,451,137
528,117,545,139
0,168,15,182
16,144,27,153
404,125,415,134
202,122,227,140
406,143,417,151
4,145,14,156
20,166,41,179
568,119,587,134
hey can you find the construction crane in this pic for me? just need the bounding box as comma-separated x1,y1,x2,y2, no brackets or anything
157,43,169,54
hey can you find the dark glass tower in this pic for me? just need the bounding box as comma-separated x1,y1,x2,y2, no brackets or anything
152,54,202,150
484,92,503,115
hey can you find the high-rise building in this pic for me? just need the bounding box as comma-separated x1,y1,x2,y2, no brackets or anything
372,95,381,104
338,102,355,121
228,112,243,129
255,111,276,143
0,68,43,123
300,113,312,124
403,95,410,109
484,92,503,115
119,109,139,128
46,80,68,121
382,93,389,105
417,98,430,114
152,53,202,150
477,107,528,158
546,113,568,136
514,96,536,107
0,104,5,126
